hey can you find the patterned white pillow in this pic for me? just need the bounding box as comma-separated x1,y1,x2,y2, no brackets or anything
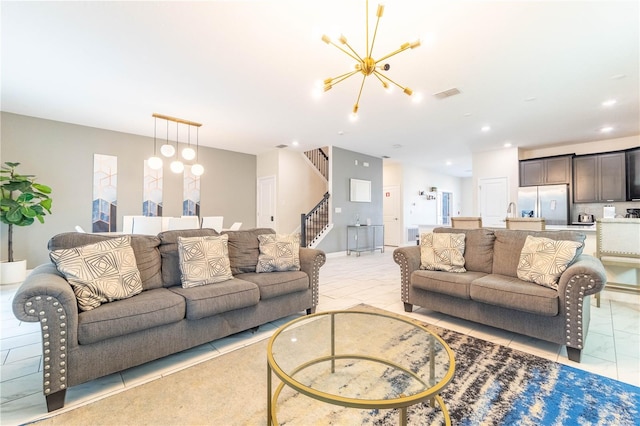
49,236,143,311
517,235,583,289
420,232,467,273
256,233,301,273
178,235,233,288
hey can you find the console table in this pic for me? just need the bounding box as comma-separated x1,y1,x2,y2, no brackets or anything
346,224,384,256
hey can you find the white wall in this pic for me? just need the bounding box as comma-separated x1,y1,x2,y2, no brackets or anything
472,147,520,214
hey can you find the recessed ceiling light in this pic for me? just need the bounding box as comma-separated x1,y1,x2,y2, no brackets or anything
446,161,452,166
504,142,512,148
524,97,537,102
463,113,472,117
611,74,626,80
392,144,403,149
337,130,344,135
602,99,617,107
292,140,299,146
481,125,491,132
600,126,614,133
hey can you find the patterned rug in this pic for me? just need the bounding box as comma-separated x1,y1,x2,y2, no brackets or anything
31,305,640,425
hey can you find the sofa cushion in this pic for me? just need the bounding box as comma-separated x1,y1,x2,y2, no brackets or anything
169,278,260,320
517,236,583,289
77,288,185,344
158,229,220,287
411,270,487,299
492,230,586,278
434,228,496,274
470,274,559,316
256,233,301,273
48,232,163,290
420,232,466,272
235,271,309,300
221,228,276,275
178,235,233,287
50,236,143,311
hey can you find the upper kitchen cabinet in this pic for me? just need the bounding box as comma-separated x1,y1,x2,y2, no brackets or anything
520,155,572,186
627,147,640,201
573,152,626,203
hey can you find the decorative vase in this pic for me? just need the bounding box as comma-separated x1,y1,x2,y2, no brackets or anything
1,259,27,285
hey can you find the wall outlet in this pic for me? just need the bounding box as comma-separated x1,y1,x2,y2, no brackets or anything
335,207,342,213
355,160,358,166
363,162,369,167
354,234,358,240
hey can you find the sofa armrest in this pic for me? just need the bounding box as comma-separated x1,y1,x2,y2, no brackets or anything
299,247,326,309
393,246,421,304
12,263,79,401
557,254,607,350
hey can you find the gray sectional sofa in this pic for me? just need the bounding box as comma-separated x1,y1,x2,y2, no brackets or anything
12,228,325,412
393,227,606,362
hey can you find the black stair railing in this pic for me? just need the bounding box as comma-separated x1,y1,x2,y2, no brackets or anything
304,148,329,180
301,192,330,247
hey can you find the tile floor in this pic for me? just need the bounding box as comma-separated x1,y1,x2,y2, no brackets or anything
1,250,639,425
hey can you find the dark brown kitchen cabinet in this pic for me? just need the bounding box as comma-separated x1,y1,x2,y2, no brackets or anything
573,152,626,203
520,155,571,186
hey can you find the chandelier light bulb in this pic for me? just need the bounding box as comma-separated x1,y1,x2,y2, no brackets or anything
147,156,163,170
182,147,196,161
170,160,184,173
191,163,204,176
160,143,175,157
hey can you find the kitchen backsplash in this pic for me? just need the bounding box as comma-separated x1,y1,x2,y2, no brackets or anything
572,201,640,221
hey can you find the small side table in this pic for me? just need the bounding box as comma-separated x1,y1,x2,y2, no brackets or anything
346,225,384,256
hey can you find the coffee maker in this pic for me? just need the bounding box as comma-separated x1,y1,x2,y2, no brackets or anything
625,208,640,218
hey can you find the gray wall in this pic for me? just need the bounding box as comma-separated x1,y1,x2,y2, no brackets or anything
1,112,256,268
316,146,383,253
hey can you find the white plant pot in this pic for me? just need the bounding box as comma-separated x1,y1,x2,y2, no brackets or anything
1,259,27,285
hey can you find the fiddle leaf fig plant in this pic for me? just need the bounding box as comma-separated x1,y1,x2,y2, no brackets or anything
0,162,53,263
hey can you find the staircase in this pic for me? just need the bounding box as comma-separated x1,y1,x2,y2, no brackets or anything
301,192,330,247
301,147,330,247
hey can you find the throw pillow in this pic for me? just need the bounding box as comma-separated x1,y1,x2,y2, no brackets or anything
177,235,233,288
256,233,301,273
517,235,583,289
49,236,143,311
420,232,467,273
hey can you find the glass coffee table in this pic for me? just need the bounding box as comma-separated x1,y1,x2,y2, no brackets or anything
267,310,455,425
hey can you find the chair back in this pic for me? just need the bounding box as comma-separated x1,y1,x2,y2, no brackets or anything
201,216,224,232
132,216,163,235
506,217,546,230
597,218,640,258
451,217,482,229
167,216,200,231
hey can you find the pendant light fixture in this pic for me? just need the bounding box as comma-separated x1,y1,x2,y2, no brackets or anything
191,126,204,176
147,116,163,170
170,121,184,173
151,113,203,174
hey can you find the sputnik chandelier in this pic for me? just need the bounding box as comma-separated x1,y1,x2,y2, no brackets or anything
147,113,204,176
322,0,421,116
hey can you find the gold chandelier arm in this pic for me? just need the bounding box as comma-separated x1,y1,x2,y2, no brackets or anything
369,4,384,58
373,72,389,89
375,40,421,64
324,70,360,91
373,71,413,95
353,74,368,114
341,38,365,64
322,35,363,63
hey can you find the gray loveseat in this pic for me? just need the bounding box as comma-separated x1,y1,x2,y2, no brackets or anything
12,228,326,412
393,227,606,363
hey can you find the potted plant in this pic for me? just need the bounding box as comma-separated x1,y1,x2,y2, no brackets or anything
0,162,52,284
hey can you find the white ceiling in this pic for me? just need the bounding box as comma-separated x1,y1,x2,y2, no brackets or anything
2,1,639,177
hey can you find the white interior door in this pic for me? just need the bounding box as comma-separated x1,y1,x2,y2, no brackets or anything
383,185,401,246
257,176,276,229
479,177,508,227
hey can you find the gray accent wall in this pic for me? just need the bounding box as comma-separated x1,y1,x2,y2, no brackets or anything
316,146,383,253
1,112,256,268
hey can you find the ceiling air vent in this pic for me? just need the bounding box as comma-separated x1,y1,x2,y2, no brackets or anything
433,88,461,99
275,144,288,148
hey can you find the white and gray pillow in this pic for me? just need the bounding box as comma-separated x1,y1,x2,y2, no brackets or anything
49,236,143,311
178,235,233,287
420,232,467,273
517,235,582,289
256,233,301,273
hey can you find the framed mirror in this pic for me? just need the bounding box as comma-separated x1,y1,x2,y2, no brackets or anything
350,178,371,202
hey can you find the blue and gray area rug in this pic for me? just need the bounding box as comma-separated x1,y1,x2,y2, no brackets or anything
374,327,640,425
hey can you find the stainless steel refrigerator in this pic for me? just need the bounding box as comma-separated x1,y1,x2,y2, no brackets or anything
517,184,569,226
